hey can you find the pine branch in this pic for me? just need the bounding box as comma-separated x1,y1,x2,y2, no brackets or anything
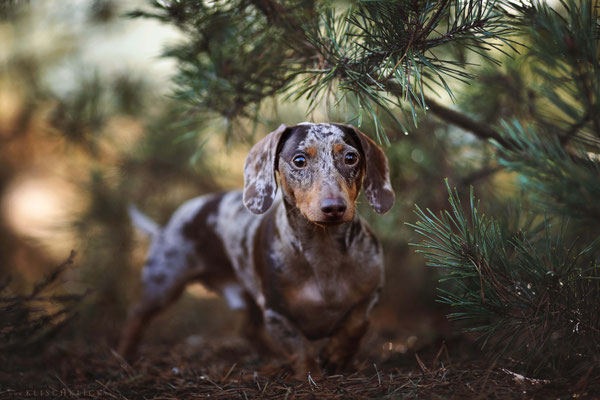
422,95,511,147
459,165,505,186
132,0,518,143
496,121,600,229
409,181,600,376
505,0,600,141
247,0,312,47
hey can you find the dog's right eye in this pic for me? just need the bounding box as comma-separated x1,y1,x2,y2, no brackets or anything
292,155,307,168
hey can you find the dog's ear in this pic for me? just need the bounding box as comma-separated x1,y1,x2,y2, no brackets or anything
243,124,289,214
341,124,395,214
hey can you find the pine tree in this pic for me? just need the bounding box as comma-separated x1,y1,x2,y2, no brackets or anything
130,0,600,378
410,1,600,377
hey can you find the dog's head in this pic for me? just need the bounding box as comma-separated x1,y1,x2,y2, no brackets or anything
243,123,394,224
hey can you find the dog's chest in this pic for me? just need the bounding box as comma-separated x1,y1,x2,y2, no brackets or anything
276,253,379,338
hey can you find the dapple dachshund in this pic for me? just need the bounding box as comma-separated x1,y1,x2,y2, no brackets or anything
118,122,394,376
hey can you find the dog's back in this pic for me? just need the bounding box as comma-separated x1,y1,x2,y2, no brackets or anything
132,191,264,311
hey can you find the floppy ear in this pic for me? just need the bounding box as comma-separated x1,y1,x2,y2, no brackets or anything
341,124,395,214
243,124,289,214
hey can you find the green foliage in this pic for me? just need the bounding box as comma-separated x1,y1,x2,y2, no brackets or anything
129,0,309,139
410,181,600,375
496,121,600,231
0,0,226,348
0,0,27,21
131,0,517,142
50,73,108,150
333,0,513,131
71,172,137,338
459,58,535,125
461,0,600,146
507,0,600,142
409,0,600,377
49,71,151,154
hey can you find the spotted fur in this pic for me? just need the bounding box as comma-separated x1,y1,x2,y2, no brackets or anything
119,123,394,377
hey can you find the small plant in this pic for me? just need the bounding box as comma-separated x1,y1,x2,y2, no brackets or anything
0,252,87,362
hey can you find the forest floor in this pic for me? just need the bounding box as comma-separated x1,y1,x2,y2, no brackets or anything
1,332,597,400
1,253,597,399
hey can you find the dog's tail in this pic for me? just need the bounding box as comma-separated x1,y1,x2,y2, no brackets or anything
128,204,160,237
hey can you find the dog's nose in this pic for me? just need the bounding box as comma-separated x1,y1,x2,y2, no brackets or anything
320,197,347,218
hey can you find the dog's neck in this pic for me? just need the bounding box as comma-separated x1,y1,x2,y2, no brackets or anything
278,197,356,253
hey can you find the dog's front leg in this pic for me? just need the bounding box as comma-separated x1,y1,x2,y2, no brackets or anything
321,295,378,373
263,309,320,378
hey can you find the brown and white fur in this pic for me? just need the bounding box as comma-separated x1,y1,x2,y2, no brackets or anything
118,123,395,376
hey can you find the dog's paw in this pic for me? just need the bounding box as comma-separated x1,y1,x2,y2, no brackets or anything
289,355,322,381
320,349,354,375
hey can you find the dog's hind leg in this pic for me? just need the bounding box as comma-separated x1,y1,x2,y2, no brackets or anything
118,275,189,360
120,199,211,359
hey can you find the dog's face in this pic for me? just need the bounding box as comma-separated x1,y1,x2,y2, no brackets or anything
243,123,394,222
276,124,363,224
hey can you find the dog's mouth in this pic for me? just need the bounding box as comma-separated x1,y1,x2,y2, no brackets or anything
310,215,350,227
315,220,345,226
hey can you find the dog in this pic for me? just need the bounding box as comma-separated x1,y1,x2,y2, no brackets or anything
118,122,394,376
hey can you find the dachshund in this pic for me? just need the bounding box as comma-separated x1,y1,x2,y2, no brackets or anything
118,122,394,376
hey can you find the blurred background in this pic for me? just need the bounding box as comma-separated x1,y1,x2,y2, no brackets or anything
0,0,569,372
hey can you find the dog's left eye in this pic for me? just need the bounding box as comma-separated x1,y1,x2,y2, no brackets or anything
292,155,307,168
344,152,359,165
